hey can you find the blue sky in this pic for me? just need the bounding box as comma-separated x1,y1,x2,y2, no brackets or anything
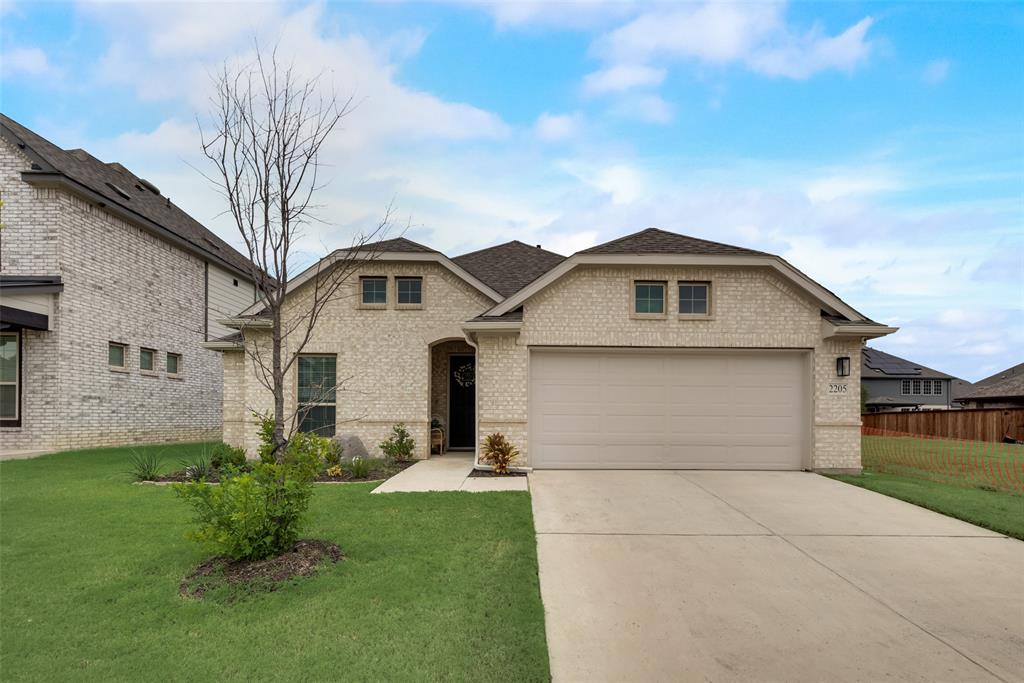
1,1,1021,381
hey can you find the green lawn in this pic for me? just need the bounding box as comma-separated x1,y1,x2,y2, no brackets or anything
0,444,550,682
831,470,1024,540
861,434,1023,492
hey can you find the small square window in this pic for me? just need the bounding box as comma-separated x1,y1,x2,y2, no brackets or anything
361,277,387,305
634,282,665,314
140,348,155,372
167,352,181,376
396,277,422,305
678,282,710,315
109,343,126,368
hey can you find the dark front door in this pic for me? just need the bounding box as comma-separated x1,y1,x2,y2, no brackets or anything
448,355,476,449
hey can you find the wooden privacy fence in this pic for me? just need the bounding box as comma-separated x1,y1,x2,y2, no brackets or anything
862,408,1024,443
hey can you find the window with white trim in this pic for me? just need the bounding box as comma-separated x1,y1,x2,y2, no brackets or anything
140,348,156,372
166,352,181,376
0,332,19,423
901,379,943,395
297,355,337,437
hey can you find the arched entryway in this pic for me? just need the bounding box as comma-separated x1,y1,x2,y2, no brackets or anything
428,339,476,453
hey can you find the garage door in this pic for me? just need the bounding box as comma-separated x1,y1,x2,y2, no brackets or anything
529,349,808,469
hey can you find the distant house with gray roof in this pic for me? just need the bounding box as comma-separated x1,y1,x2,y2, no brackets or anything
861,347,969,412
955,363,1024,409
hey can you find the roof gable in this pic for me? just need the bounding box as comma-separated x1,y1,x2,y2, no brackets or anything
1,114,254,277
580,227,768,257
959,362,1024,400
453,240,565,297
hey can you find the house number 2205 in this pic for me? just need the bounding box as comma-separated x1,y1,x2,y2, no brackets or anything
828,383,848,394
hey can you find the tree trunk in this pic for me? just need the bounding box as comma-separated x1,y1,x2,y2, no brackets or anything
272,305,287,462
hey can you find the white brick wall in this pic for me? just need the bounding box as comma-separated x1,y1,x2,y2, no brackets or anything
0,139,223,452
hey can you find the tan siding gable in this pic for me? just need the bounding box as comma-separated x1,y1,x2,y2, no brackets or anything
207,263,255,340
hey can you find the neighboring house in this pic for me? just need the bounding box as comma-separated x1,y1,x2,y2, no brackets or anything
861,347,967,412
211,228,896,472
0,114,256,455
955,363,1024,409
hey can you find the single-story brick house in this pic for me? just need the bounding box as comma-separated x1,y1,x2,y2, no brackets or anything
209,229,896,472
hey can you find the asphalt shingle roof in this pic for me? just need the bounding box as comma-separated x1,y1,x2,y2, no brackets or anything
453,240,566,297
1,114,254,276
861,347,956,380
958,363,1024,401
579,227,770,257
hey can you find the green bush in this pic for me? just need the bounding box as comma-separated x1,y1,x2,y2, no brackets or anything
179,455,211,482
324,441,343,468
348,456,370,479
379,423,416,463
127,449,163,481
209,442,247,470
175,421,329,561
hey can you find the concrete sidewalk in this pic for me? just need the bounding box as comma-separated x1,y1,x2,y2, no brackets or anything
372,454,529,493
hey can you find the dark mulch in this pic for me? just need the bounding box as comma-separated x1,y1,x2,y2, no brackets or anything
180,539,343,600
315,460,415,482
151,460,416,484
469,468,528,478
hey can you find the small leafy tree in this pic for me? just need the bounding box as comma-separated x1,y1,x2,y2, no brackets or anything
379,423,416,463
175,419,329,561
480,433,519,475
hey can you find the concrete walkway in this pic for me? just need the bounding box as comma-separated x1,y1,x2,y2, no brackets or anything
531,470,1023,683
372,454,529,493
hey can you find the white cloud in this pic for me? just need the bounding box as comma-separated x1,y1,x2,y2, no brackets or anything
611,93,674,123
543,230,600,255
534,112,583,141
923,58,951,84
582,64,665,96
748,17,875,79
804,171,903,202
1,46,62,79
456,0,636,30
592,3,875,80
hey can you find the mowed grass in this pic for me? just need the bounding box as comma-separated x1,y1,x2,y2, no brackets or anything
832,471,1024,540
862,434,1024,492
0,444,550,682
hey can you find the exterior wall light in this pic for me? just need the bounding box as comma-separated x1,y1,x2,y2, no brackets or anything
836,356,851,377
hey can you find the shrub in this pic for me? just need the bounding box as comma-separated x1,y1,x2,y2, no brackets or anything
348,456,370,479
324,441,343,468
209,442,247,470
326,464,343,478
180,455,211,482
128,449,163,481
480,433,519,475
379,423,416,463
175,420,328,561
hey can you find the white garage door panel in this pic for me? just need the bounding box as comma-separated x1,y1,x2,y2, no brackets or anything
530,349,808,469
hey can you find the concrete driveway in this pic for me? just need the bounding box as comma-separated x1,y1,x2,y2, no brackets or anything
530,471,1023,683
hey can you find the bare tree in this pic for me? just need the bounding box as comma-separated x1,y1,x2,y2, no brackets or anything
199,45,391,459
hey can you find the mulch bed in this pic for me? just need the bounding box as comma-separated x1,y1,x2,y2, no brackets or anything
468,468,528,478
180,539,343,600
150,460,416,484
315,460,415,482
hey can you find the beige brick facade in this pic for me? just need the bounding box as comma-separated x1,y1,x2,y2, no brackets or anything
222,253,867,471
223,261,492,457
473,265,864,471
1,139,227,453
